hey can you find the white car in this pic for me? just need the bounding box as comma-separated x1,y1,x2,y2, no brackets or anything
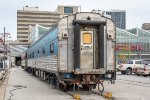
118,60,145,75
136,61,150,77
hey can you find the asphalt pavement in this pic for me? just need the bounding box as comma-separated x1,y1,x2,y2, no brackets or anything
4,68,71,100
104,73,150,100
4,68,104,100
3,68,150,100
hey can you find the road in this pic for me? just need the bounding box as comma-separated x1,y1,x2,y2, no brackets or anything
2,68,150,100
104,73,150,100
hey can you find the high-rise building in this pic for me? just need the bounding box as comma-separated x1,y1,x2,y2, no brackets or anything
106,10,126,29
17,6,60,43
142,23,150,30
17,5,79,43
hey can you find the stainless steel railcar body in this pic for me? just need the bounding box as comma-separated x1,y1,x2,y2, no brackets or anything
58,12,116,78
26,12,116,90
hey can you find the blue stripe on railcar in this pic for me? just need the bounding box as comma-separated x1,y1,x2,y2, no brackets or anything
27,27,58,59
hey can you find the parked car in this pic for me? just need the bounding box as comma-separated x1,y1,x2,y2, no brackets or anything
136,60,150,77
143,59,150,65
118,60,145,75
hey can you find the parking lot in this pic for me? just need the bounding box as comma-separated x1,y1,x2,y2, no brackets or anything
104,73,150,100
1,68,150,100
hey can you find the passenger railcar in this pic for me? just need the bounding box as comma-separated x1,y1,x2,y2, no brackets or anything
24,12,116,91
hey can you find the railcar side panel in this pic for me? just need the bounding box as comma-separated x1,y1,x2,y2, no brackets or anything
27,28,59,73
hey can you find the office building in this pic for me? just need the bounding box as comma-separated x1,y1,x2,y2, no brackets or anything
106,10,126,29
116,28,150,64
17,5,79,43
17,6,60,43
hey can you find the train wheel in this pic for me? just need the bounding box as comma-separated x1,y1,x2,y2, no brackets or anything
51,74,57,88
59,83,67,92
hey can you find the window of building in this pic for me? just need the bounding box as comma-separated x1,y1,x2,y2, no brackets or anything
18,20,56,23
18,36,28,38
19,40,28,42
64,7,73,14
18,16,59,19
17,12,60,16
17,28,29,30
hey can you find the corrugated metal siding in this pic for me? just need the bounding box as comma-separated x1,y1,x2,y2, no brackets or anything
27,55,58,72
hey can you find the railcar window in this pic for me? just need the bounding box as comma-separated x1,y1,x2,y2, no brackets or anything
32,52,34,58
43,47,45,55
50,43,54,53
37,50,39,56
82,32,92,44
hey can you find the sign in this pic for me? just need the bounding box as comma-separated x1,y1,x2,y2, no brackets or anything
116,44,143,51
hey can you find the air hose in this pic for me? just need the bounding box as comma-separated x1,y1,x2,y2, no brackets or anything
98,82,104,95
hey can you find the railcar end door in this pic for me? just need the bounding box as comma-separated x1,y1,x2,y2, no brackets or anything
80,31,94,69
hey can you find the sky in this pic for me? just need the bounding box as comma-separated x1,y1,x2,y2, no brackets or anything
0,0,150,40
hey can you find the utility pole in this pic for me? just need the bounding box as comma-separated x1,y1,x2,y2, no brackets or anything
3,27,6,70
0,28,11,70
